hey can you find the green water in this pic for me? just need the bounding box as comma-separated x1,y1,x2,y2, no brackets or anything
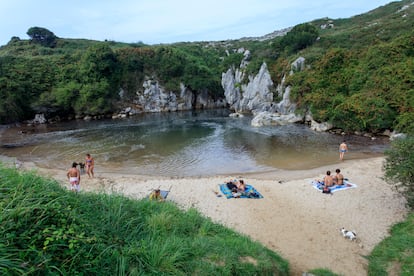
0,109,388,177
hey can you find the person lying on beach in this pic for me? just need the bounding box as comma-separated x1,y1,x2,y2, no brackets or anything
226,179,247,198
237,179,246,192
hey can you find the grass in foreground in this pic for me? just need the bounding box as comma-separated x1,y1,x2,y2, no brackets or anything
0,164,289,275
368,212,414,276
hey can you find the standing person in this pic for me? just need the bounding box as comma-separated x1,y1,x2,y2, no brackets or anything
85,153,94,178
339,141,348,161
67,162,81,192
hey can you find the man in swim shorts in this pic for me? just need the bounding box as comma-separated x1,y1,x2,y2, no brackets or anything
67,162,81,192
339,141,348,161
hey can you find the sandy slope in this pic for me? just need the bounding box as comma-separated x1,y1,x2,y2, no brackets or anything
8,156,408,276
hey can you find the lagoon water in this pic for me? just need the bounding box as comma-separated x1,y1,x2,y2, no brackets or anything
0,109,388,177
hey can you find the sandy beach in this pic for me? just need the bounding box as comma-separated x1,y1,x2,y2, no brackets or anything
6,156,408,276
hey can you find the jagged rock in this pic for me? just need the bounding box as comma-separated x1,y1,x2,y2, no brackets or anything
27,114,47,125
310,120,333,132
251,112,303,127
222,68,242,111
229,112,244,118
238,63,274,112
390,131,407,140
291,56,306,72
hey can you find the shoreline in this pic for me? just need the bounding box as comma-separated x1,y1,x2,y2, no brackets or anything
1,155,408,275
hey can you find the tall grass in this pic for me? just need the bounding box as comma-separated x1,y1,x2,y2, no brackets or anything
0,164,289,275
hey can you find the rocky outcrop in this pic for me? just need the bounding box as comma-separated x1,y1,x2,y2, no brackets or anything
222,61,274,113
310,120,333,132
134,79,179,112
239,63,274,112
115,79,226,118
251,112,303,127
27,114,47,125
222,54,306,126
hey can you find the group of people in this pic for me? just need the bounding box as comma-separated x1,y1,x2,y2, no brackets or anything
66,153,94,192
65,141,349,195
321,168,345,193
226,179,247,198
323,169,345,187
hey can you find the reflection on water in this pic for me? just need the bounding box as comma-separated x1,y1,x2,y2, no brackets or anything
0,109,389,177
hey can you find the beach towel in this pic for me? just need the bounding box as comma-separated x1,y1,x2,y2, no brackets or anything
311,179,357,193
219,183,263,199
160,190,170,199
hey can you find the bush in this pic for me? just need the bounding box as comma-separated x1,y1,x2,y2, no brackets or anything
383,135,414,208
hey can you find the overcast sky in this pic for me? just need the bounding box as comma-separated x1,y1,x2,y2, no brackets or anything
0,0,396,46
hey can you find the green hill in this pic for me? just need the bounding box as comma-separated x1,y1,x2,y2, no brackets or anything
0,0,413,134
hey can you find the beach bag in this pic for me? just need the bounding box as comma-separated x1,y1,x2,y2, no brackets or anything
226,182,237,190
322,186,331,194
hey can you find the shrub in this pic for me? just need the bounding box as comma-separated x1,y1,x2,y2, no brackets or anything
383,135,414,208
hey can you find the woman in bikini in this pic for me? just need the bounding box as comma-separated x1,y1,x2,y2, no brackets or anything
85,153,94,178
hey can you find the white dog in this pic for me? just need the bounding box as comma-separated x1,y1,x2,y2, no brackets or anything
340,227,357,241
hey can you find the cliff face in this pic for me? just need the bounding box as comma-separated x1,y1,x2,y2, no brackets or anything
116,79,226,117
117,51,303,128
221,49,305,126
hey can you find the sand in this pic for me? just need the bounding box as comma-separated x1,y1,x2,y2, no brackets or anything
6,156,408,276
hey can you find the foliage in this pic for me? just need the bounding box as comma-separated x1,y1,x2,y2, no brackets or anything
368,212,414,275
26,26,58,48
383,136,414,208
279,23,319,54
288,32,414,132
0,164,289,275
307,268,339,276
0,0,413,133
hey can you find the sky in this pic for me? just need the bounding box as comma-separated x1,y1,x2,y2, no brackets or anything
0,0,397,46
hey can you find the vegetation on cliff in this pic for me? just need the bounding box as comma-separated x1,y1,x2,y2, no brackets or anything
0,0,413,135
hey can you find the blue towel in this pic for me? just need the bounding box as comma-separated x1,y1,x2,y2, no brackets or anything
311,179,357,193
219,183,263,199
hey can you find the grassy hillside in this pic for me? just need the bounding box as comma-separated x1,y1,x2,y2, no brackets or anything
0,164,289,275
0,0,413,134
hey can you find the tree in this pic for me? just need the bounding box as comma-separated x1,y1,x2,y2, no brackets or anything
26,27,58,48
76,44,121,115
280,23,319,53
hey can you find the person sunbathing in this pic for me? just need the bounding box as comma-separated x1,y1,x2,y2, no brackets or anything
149,189,164,201
333,168,344,185
323,171,334,187
237,179,246,192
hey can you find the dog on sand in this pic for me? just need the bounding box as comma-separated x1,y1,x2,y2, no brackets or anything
340,227,357,241
73,162,85,174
